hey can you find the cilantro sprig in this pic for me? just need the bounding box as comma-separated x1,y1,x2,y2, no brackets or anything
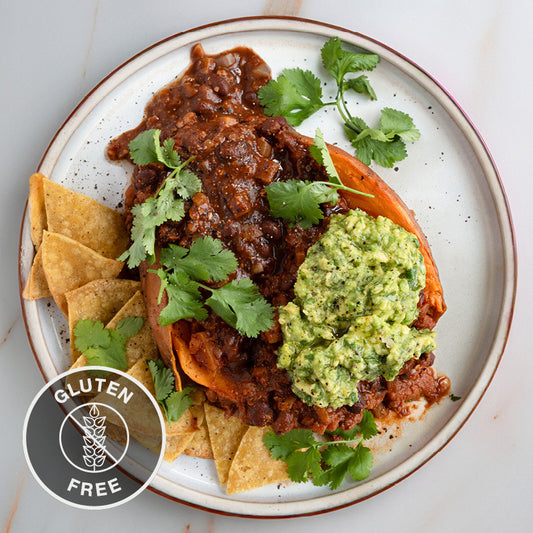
118,129,202,268
265,129,373,228
73,317,144,371
258,37,420,167
146,359,194,425
152,236,274,338
263,410,378,490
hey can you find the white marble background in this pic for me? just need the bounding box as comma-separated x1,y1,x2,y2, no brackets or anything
1,0,531,531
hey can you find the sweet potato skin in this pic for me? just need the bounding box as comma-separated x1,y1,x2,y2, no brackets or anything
139,258,182,390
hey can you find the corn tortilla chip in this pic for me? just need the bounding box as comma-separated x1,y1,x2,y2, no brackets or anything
22,246,51,300
163,432,197,462
43,178,129,259
66,279,140,362
226,426,288,494
204,403,247,485
105,291,158,369
92,373,163,437
183,404,213,459
29,173,47,249
41,231,123,315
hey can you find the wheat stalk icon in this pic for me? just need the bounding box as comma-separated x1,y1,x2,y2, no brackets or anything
81,404,107,471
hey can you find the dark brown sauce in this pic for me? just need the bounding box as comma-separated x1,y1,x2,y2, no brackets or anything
108,44,449,434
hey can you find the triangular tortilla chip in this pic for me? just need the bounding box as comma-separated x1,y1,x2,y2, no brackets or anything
29,173,47,248
183,404,213,459
41,231,123,315
204,403,247,484
92,372,163,438
22,246,51,299
163,432,197,462
66,279,140,362
43,178,129,259
226,426,288,494
105,291,158,368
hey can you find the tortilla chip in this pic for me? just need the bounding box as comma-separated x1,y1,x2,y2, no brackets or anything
125,359,202,437
22,246,51,299
183,404,213,459
204,403,247,484
163,432,197,462
41,231,123,315
66,279,140,362
226,426,288,494
70,355,88,369
111,425,195,463
105,422,128,446
43,178,129,259
29,173,47,248
105,291,158,368
92,373,163,437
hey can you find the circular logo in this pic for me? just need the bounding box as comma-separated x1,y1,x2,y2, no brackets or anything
23,367,165,509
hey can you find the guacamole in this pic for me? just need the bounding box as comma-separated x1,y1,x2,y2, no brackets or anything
277,209,437,409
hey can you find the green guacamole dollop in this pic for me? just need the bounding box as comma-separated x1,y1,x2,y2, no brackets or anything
277,209,437,409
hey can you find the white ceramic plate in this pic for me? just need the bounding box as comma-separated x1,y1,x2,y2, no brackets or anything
18,17,516,517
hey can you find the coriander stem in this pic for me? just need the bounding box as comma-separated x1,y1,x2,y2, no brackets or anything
312,181,374,199
307,437,363,450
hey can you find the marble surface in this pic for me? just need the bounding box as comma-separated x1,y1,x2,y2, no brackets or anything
1,0,531,531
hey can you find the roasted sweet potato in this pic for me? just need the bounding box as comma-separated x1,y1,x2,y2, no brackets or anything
140,142,446,397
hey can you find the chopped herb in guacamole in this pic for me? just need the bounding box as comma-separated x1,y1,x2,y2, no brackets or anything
277,209,437,409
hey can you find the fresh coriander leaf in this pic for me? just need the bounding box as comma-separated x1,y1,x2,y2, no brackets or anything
146,359,194,424
163,386,195,423
344,115,369,134
119,191,185,268
318,443,356,489
186,236,238,281
205,278,275,338
347,443,374,481
146,359,175,402
115,316,143,339
73,317,144,371
353,134,407,167
352,127,394,143
120,129,203,268
343,75,377,100
286,447,323,483
160,237,237,282
73,319,109,353
321,37,380,85
173,169,202,199
308,129,342,185
77,327,126,370
129,129,161,166
266,180,338,229
263,429,317,460
380,107,421,143
356,409,379,440
449,394,462,402
156,270,208,326
263,410,377,490
258,68,325,127
160,137,182,168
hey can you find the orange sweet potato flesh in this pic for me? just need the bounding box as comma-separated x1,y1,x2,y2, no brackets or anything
141,142,446,398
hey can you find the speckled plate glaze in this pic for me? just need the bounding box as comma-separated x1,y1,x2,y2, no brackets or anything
18,17,516,517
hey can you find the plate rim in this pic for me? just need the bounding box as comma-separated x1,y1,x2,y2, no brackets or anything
18,15,517,518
